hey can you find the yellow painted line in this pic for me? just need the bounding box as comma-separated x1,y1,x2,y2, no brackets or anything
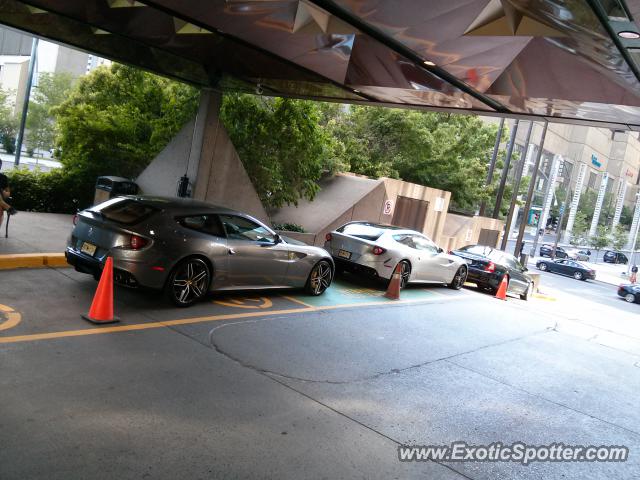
0,304,22,332
213,297,274,309
532,293,557,302
280,295,316,309
0,294,467,345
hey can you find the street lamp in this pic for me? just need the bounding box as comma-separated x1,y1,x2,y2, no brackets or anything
627,192,640,275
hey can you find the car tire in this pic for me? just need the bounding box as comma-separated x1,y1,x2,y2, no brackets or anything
538,263,548,271
388,260,411,289
448,266,467,290
305,260,333,296
625,293,636,303
520,283,533,301
165,257,211,307
573,271,584,281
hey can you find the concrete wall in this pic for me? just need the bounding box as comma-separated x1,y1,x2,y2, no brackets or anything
441,214,504,251
136,90,269,223
381,178,451,244
136,120,193,197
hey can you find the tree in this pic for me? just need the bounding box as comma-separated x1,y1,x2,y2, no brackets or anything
612,225,629,251
26,72,74,155
569,211,589,246
324,106,503,210
220,94,329,208
0,88,18,154
54,64,199,206
589,225,610,262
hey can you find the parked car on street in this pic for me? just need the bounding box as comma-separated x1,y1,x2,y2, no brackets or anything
603,250,628,264
617,284,640,304
324,222,468,290
566,248,590,261
66,196,334,306
536,258,595,281
449,245,533,300
539,244,568,258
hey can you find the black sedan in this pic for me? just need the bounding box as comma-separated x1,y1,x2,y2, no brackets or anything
617,284,640,304
539,244,568,258
603,250,628,264
536,258,595,281
450,245,533,300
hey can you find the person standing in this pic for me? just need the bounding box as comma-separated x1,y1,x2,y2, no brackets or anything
0,160,14,230
631,264,638,284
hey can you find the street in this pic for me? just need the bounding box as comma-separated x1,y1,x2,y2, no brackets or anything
1,266,638,479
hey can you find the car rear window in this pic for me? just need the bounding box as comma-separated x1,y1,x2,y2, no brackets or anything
97,198,158,225
338,223,384,241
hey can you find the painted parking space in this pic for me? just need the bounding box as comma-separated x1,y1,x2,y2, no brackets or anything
0,269,472,344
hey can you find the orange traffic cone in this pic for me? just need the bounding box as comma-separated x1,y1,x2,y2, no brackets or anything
495,275,508,301
82,256,119,324
385,263,402,300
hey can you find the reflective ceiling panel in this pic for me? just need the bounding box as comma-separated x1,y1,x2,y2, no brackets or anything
1,0,640,127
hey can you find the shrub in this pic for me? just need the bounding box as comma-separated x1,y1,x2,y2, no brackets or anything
2,135,15,154
272,222,305,233
4,167,92,213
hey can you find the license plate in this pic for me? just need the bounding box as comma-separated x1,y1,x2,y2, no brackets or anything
338,249,351,259
80,241,97,256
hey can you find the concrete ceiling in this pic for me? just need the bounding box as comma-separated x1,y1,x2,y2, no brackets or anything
2,0,640,129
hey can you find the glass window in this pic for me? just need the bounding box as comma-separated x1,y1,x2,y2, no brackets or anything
460,245,491,256
412,235,439,253
179,215,225,237
339,223,385,240
220,215,275,242
97,198,157,225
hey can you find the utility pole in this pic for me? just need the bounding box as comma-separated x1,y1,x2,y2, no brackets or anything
500,120,533,250
479,117,504,217
515,121,548,258
493,119,519,219
552,190,571,258
626,192,640,275
15,37,38,166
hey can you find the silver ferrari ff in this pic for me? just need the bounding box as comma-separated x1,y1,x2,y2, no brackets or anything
66,196,334,306
324,221,468,289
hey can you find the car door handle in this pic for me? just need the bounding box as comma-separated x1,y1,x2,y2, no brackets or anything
228,247,236,255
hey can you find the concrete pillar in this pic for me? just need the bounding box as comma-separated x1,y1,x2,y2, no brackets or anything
627,193,640,250
539,154,561,235
612,180,628,229
588,172,609,237
563,162,587,243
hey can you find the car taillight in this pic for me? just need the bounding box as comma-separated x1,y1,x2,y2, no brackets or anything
130,234,148,250
325,233,332,242
372,246,386,255
72,214,78,226
484,261,496,273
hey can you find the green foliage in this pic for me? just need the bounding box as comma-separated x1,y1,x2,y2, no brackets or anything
0,88,17,154
272,222,305,233
52,63,199,210
26,72,74,155
620,205,633,227
578,189,615,227
319,106,502,210
220,94,328,208
612,225,629,251
5,167,85,213
589,225,610,256
570,211,589,246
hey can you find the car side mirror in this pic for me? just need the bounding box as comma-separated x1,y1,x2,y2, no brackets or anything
273,233,282,244
437,247,443,253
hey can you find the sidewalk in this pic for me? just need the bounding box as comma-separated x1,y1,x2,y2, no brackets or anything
0,211,71,254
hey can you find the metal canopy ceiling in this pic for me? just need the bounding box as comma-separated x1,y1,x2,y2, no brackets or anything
3,0,640,129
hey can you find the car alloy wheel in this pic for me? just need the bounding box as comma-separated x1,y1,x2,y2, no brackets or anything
398,261,411,289
448,266,467,290
306,260,332,296
573,271,583,280
625,293,636,303
167,258,210,307
539,263,548,271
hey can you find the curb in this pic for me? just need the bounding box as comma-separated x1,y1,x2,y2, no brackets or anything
0,253,69,270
